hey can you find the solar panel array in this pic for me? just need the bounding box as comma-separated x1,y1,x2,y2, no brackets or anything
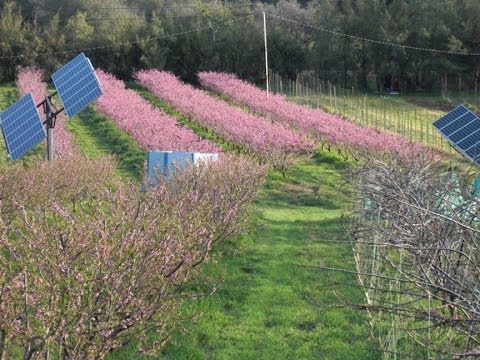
52,52,102,118
0,93,46,160
433,105,480,165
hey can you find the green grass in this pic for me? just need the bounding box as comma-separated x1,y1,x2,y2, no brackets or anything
66,106,146,179
108,151,379,360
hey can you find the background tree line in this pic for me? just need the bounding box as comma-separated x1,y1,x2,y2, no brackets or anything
1,0,480,92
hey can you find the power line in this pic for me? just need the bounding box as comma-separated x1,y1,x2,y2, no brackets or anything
0,13,259,60
266,12,480,57
34,13,256,25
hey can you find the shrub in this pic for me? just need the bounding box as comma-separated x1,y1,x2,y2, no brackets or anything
0,153,266,359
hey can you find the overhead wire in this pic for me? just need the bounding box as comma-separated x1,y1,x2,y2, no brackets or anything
265,12,480,57
0,12,260,60
34,13,256,25
3,8,480,60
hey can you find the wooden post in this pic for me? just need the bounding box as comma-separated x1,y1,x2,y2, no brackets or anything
329,81,332,111
445,73,448,99
426,110,429,147
458,73,462,98
365,95,368,127
391,104,394,132
333,85,337,113
263,12,269,96
475,74,478,106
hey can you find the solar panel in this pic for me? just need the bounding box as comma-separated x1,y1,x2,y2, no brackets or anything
51,52,102,118
0,93,46,160
433,105,480,164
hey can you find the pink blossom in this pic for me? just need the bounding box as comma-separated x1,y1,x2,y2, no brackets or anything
95,70,219,153
15,67,76,158
199,71,430,158
134,70,315,172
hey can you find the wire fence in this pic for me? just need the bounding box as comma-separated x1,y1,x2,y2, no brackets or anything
267,71,467,154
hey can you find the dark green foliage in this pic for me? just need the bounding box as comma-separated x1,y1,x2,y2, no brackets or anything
2,0,480,91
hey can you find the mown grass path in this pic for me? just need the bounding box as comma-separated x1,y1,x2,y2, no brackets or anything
118,85,378,358
148,152,379,359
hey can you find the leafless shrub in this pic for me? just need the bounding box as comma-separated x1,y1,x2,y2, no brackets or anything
344,153,480,358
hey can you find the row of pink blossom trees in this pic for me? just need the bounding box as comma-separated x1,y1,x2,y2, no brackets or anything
199,72,428,158
16,67,75,158
0,67,270,359
135,70,315,174
95,70,219,153
0,154,267,359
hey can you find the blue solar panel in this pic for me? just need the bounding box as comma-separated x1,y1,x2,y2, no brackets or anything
433,105,469,130
0,93,46,160
458,129,480,149
51,52,102,118
465,146,480,160
449,119,480,143
441,112,476,137
433,105,480,165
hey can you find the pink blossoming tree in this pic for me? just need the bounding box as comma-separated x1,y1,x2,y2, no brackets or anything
135,70,315,174
198,71,430,159
95,70,219,153
0,153,266,359
16,67,75,158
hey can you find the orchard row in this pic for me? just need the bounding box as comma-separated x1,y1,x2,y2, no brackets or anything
15,67,432,174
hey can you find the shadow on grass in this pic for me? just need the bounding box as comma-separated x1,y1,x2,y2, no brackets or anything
71,107,146,179
259,187,340,210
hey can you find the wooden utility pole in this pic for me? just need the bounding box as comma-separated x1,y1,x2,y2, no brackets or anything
263,12,269,96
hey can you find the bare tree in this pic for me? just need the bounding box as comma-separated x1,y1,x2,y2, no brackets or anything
340,153,480,358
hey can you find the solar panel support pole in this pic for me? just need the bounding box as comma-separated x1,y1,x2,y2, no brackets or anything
47,126,54,162
39,94,64,162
